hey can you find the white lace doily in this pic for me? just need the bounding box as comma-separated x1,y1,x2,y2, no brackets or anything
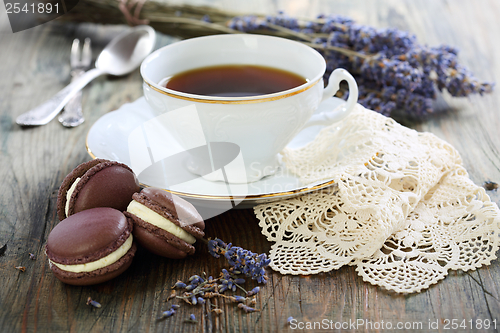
254,105,500,294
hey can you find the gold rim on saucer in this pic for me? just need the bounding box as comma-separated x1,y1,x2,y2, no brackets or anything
85,132,336,201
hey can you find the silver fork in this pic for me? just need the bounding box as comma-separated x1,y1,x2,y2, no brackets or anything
58,38,92,127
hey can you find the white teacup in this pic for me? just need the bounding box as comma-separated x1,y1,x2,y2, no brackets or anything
140,34,358,183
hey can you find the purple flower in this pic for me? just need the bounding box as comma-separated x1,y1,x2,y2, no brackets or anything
222,12,493,118
208,238,270,283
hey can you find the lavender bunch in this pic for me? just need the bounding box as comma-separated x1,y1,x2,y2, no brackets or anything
208,238,270,284
227,12,494,118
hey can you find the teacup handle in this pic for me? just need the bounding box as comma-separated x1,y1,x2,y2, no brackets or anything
303,68,358,128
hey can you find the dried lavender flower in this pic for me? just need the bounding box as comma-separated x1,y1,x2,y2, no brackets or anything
163,237,267,320
29,253,36,260
238,303,260,313
233,296,246,302
247,287,260,296
158,309,175,319
233,278,245,284
208,238,270,283
189,275,201,282
86,297,101,308
227,13,494,118
183,313,198,323
173,280,187,289
207,238,227,258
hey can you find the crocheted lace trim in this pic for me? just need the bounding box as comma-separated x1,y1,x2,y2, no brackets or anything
254,105,500,293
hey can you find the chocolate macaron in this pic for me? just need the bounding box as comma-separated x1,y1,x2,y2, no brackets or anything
46,207,137,285
125,187,205,259
57,159,141,221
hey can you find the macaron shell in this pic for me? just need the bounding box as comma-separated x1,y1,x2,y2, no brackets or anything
57,159,140,221
132,224,188,259
73,165,140,213
49,242,137,286
125,188,205,259
131,192,205,240
125,211,195,258
46,208,131,265
56,159,104,221
140,187,205,230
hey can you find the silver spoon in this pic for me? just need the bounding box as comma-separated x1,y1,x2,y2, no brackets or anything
16,25,156,127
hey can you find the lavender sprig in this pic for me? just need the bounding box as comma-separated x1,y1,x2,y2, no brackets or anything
162,239,268,320
208,238,270,284
227,13,494,118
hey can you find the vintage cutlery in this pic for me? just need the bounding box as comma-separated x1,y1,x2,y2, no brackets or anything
16,25,156,126
58,38,92,127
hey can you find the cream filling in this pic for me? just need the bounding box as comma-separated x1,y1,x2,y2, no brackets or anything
127,200,196,244
65,177,81,217
49,234,133,273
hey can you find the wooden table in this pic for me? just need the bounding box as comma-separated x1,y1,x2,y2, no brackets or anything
1,1,500,332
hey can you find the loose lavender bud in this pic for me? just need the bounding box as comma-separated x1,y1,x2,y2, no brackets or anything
287,316,294,323
189,275,201,282
86,297,101,308
173,281,186,289
247,287,260,296
190,314,196,321
233,296,246,302
171,304,180,310
197,297,205,304
238,303,259,313
233,278,245,284
160,309,175,319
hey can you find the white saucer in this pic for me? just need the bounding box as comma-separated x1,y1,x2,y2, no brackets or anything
86,97,342,209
